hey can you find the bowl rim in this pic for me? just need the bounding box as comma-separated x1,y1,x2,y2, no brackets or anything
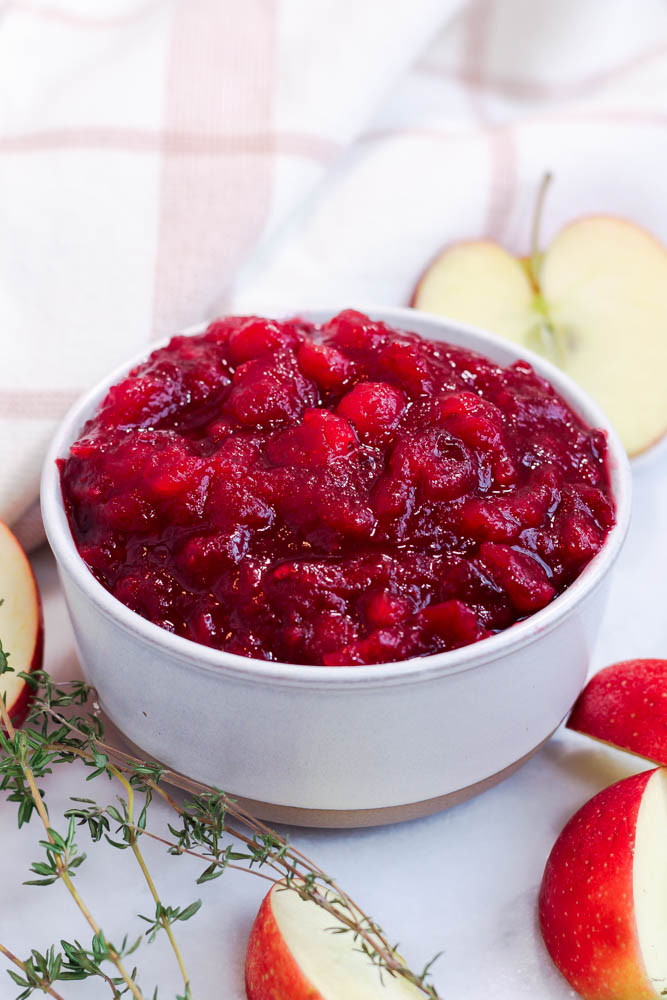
41,305,632,690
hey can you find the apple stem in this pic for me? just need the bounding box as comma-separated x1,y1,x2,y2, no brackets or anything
527,172,569,364
529,171,553,289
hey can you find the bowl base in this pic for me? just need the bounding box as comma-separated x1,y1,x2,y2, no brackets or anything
118,726,554,829
231,733,552,828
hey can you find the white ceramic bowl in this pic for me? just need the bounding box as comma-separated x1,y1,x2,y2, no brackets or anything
41,307,631,827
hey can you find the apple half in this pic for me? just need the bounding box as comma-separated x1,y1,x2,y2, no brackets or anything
568,659,667,765
245,881,424,999
0,521,43,727
539,767,667,1000
412,217,667,456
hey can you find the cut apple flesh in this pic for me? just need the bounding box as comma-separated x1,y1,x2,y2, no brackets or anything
414,241,537,341
268,886,423,999
635,768,667,991
0,521,42,723
543,219,667,456
246,881,424,999
413,217,667,456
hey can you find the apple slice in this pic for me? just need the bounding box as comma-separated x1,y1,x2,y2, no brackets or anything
0,521,43,727
539,767,667,1000
412,215,667,456
414,241,538,343
568,659,667,765
246,881,424,999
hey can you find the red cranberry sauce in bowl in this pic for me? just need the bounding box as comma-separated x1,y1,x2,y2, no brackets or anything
59,310,615,666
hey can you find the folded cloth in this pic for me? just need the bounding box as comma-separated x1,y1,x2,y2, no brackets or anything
2,0,666,549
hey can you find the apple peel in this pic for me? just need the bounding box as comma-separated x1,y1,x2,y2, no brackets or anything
567,659,667,766
0,520,43,728
246,880,424,999
539,767,667,1000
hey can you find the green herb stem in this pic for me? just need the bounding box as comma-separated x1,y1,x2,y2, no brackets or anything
0,942,66,1000
2,668,442,999
52,736,435,994
0,694,144,1000
107,764,192,996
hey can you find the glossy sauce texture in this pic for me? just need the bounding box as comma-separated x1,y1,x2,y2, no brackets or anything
60,311,614,665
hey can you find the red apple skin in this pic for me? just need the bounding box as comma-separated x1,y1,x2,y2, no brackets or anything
245,885,323,1000
0,528,43,731
7,607,43,729
539,769,660,1000
568,659,667,766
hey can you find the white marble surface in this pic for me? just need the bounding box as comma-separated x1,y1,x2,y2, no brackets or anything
1,447,666,999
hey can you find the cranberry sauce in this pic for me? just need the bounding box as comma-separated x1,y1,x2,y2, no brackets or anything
60,311,614,665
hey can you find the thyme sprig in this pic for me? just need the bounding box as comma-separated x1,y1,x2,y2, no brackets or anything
0,942,66,1000
0,657,442,999
0,657,148,998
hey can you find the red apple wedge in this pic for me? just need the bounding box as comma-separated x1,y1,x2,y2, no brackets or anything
412,216,667,456
246,881,424,999
568,659,667,765
0,521,43,727
539,767,667,1000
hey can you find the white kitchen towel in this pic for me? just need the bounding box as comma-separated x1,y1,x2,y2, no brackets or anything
2,0,667,549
